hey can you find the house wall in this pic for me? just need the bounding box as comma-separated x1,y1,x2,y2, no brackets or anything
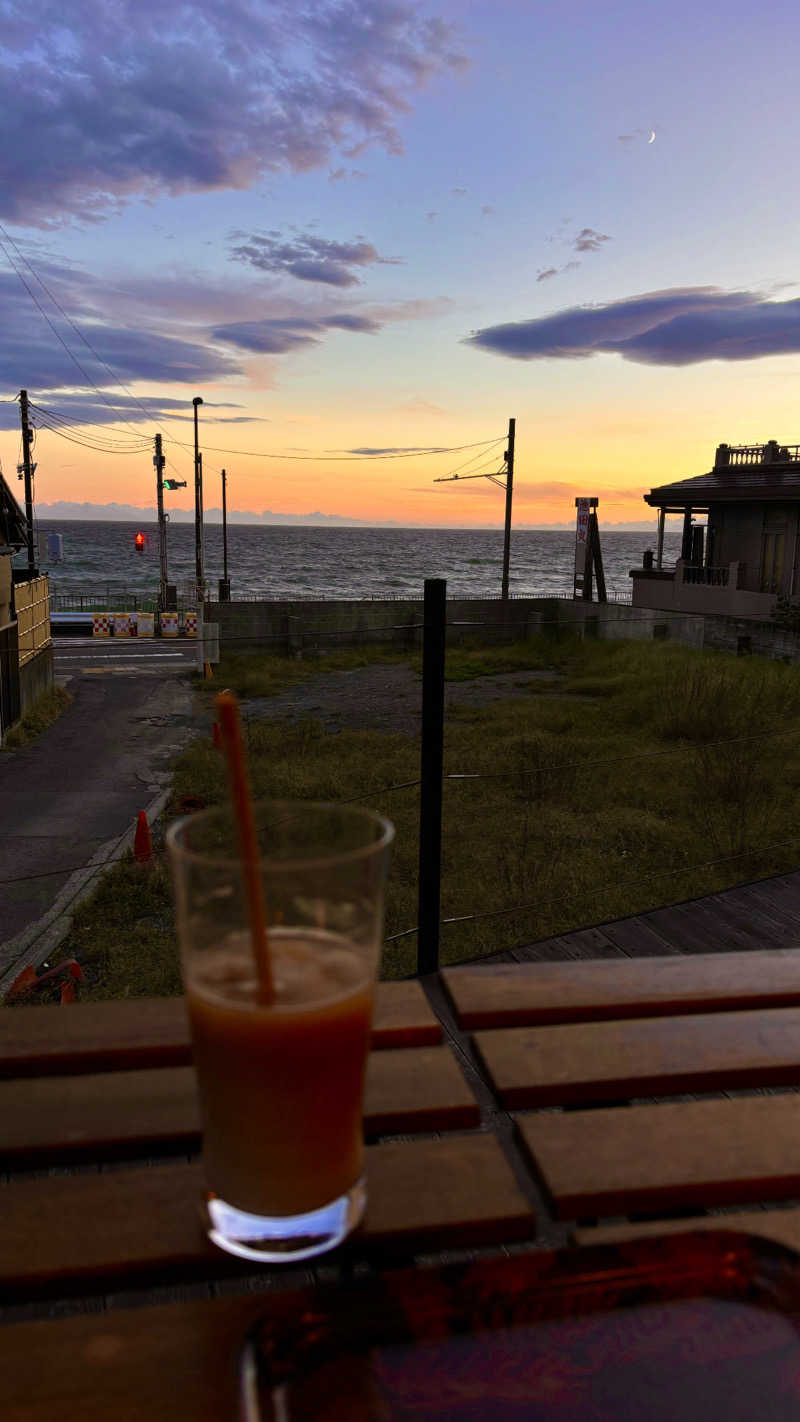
19,643,54,710
709,503,800,595
0,554,12,631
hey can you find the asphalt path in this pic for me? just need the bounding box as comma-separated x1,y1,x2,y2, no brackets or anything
0,638,203,980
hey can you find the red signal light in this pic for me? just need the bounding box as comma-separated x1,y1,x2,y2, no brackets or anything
135,531,146,552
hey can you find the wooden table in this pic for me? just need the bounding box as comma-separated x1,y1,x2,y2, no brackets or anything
6,949,800,1419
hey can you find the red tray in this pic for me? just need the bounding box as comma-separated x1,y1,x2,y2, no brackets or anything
240,1230,800,1419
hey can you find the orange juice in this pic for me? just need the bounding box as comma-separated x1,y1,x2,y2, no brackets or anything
186,928,373,1216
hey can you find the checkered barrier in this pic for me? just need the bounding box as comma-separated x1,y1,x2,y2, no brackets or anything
113,613,134,637
160,612,179,638
92,614,111,637
183,610,198,638
136,612,155,638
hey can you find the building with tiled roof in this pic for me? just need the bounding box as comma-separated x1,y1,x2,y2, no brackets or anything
630,441,800,619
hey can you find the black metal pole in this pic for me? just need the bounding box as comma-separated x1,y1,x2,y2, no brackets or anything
501,416,516,601
154,433,167,609
417,577,446,975
222,467,228,582
193,396,204,601
19,389,37,578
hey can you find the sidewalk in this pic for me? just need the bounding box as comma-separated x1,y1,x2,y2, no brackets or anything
0,670,202,986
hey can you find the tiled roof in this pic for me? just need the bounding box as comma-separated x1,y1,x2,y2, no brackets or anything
645,465,800,505
0,471,27,552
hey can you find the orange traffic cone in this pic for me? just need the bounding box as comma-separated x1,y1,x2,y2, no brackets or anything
134,810,154,866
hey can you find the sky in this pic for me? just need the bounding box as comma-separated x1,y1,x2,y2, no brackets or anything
2,0,800,528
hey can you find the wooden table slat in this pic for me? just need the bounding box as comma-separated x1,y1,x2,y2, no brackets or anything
573,1208,800,1253
473,1004,800,1107
1,1294,271,1422
444,950,800,1029
0,981,442,1079
0,1047,478,1166
518,1094,800,1220
0,1136,534,1301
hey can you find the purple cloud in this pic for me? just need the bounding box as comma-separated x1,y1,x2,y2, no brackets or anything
573,228,611,253
467,287,800,366
0,268,240,398
229,231,400,287
213,311,380,353
0,1,466,224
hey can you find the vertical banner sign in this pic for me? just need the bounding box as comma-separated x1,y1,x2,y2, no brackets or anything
574,497,591,597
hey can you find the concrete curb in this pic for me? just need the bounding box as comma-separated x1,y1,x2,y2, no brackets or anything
0,783,173,998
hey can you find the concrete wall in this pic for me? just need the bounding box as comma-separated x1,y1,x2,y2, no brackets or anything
631,563,777,619
205,598,558,655
19,643,54,712
206,594,800,665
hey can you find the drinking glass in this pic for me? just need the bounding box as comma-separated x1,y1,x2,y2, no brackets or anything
167,800,394,1263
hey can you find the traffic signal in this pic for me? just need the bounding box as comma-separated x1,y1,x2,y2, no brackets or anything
135,531,146,552
163,478,186,490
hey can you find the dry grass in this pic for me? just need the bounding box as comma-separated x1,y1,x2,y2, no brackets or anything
44,635,800,996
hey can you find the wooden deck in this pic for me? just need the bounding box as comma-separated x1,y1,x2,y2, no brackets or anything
488,869,800,964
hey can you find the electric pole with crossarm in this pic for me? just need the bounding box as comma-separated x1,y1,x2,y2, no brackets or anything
434,417,516,600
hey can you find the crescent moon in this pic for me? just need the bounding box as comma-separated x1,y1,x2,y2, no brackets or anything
648,130,656,143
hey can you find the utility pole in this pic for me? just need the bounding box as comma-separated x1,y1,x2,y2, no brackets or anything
433,416,517,600
154,434,168,610
193,396,204,602
219,467,230,600
501,416,516,602
18,389,37,578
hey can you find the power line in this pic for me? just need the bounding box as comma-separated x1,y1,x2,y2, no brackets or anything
163,435,508,463
0,223,169,448
31,403,151,449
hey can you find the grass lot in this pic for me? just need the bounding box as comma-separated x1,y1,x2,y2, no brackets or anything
2,686,71,749
41,635,800,998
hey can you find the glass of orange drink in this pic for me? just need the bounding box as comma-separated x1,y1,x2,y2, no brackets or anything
167,800,394,1262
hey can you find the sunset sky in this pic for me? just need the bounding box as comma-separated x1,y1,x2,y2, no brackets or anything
2,0,800,527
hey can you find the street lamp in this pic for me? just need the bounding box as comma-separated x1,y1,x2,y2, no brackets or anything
193,396,204,602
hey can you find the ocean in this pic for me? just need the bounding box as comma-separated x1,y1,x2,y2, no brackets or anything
28,520,682,604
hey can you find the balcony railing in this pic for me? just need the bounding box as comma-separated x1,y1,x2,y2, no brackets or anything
681,565,730,586
716,443,800,467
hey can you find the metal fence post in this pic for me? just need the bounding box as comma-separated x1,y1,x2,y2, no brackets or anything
417,578,446,974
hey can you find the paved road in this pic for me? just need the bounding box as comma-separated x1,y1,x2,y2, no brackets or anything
53,637,199,677
0,639,203,978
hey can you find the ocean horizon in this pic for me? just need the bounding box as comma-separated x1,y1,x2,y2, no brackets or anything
28,519,682,604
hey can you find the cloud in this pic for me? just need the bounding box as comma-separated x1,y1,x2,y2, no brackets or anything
345,446,448,455
573,227,611,253
212,311,381,353
467,286,800,366
0,391,256,432
536,260,580,283
0,1,466,224
327,167,367,182
229,231,401,287
450,186,468,196
395,396,449,417
0,267,240,399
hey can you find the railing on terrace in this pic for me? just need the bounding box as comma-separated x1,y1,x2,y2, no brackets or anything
681,565,730,587
716,442,800,467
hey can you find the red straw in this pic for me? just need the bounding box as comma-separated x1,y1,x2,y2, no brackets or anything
215,690,275,1005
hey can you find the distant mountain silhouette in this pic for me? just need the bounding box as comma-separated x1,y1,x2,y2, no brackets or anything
34,500,663,531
